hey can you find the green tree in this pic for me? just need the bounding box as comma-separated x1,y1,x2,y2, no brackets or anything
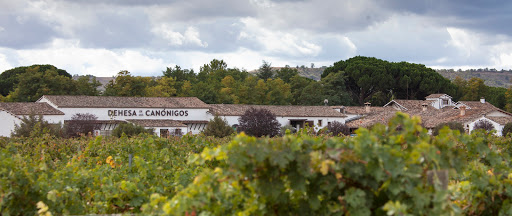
505,87,512,113
0,64,71,96
461,78,487,101
74,76,102,96
266,78,292,105
145,76,177,97
203,115,235,138
275,66,299,83
103,71,152,97
297,81,324,105
112,122,152,137
321,71,353,106
289,75,315,105
12,114,63,138
257,60,274,80
8,67,77,102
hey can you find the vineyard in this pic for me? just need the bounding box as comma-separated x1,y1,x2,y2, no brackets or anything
2,113,512,215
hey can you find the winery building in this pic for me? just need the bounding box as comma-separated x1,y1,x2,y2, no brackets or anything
0,95,348,137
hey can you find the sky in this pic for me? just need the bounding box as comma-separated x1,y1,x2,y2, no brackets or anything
1,0,512,77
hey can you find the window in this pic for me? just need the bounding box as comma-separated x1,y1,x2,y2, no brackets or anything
328,122,331,127
160,129,169,138
318,120,323,126
174,128,182,136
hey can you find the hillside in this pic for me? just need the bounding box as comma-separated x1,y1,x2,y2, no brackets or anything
249,66,326,80
436,69,512,88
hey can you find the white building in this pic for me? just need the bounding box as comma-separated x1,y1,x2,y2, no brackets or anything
0,95,348,137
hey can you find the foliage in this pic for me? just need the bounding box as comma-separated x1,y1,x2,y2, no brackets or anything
432,122,464,136
145,113,468,215
103,71,153,97
203,116,235,138
327,120,350,136
280,125,296,136
65,113,99,137
473,119,495,132
0,64,71,97
12,114,63,138
0,135,225,215
4,113,512,215
322,56,457,105
7,66,77,102
237,108,281,137
503,122,512,137
257,60,274,80
112,123,153,138
74,76,102,96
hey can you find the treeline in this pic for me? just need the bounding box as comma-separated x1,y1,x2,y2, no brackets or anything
1,57,511,109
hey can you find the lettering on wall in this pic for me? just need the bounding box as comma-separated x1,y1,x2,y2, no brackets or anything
108,109,189,117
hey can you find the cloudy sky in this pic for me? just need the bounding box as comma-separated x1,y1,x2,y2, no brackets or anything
1,0,511,76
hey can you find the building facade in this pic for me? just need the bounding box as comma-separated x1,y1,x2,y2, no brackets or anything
0,95,348,137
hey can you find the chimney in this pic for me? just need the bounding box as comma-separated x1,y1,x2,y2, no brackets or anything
324,99,328,106
364,102,371,113
422,103,428,111
480,97,485,104
340,106,346,114
460,105,466,116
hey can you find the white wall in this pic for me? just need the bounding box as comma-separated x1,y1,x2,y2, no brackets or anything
217,115,347,132
0,111,21,137
55,107,210,122
467,117,503,136
150,126,188,137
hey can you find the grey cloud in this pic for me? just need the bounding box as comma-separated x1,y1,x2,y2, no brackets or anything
73,9,154,49
0,15,59,48
378,0,512,36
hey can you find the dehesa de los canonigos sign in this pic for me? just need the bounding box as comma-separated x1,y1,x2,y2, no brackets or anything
108,109,189,117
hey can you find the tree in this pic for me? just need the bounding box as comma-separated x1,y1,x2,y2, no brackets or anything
103,70,152,97
321,71,353,106
7,66,77,102
275,66,299,83
65,113,99,137
203,115,234,138
327,121,350,136
145,76,177,97
502,123,512,137
473,119,495,132
0,64,71,96
74,76,102,96
432,122,465,136
237,108,281,137
257,61,274,80
112,123,152,138
266,78,292,105
12,114,63,138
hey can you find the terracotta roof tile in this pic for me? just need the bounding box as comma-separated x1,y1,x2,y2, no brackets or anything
0,102,64,115
426,93,451,99
210,104,347,117
39,95,209,109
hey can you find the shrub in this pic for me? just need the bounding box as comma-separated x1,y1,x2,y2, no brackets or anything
503,123,512,136
237,108,281,137
112,122,153,138
473,119,495,132
65,113,99,137
203,115,235,138
432,122,464,136
280,125,296,136
12,114,63,137
327,121,350,136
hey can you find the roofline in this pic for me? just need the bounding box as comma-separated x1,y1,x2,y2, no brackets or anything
383,100,408,111
0,108,22,120
214,114,347,118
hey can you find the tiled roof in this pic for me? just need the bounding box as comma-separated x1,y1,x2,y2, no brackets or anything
210,104,347,117
426,93,451,99
341,106,392,115
38,95,209,109
347,100,512,129
0,102,64,115
126,119,187,127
